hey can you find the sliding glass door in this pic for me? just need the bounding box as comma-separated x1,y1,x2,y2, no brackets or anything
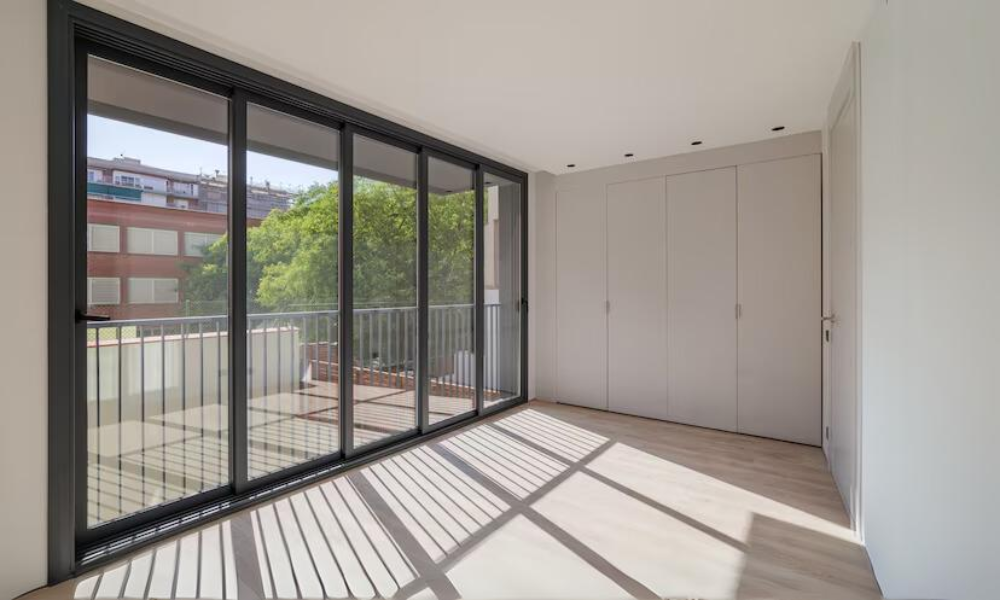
428,157,477,424
483,173,524,408
351,134,419,449
244,103,342,479
84,56,232,527
65,30,526,558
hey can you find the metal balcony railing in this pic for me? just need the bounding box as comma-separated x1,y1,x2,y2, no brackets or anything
84,303,519,526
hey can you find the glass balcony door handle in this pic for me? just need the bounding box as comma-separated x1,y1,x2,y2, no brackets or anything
76,310,111,322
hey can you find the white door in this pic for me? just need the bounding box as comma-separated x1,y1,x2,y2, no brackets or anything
556,186,608,410
737,155,822,445
607,178,668,420
666,168,738,431
828,44,861,520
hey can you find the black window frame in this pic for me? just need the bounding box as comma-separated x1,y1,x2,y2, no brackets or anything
48,0,528,583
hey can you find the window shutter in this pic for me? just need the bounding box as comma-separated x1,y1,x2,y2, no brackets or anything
153,229,178,255
88,277,120,305
128,227,178,255
128,278,179,304
185,232,221,257
153,278,179,303
88,224,120,253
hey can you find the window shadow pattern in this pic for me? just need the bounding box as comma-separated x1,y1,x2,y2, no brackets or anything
68,406,880,600
86,309,482,524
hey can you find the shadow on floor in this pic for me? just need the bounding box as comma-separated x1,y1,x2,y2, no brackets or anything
539,402,852,527
43,403,880,600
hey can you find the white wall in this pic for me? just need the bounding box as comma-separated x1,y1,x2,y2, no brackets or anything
860,2,1000,599
529,171,557,400
0,0,49,598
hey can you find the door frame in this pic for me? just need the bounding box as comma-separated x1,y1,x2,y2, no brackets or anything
823,41,863,535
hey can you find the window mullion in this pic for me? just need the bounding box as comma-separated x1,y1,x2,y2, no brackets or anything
229,90,249,494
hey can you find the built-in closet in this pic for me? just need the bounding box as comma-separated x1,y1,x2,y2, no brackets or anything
555,152,821,445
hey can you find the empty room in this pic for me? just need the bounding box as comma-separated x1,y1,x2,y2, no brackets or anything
1,1,997,599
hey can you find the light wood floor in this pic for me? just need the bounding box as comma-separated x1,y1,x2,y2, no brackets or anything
26,401,882,600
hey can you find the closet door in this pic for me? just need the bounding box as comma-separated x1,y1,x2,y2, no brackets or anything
737,155,822,445
666,168,738,431
607,178,668,420
556,186,608,410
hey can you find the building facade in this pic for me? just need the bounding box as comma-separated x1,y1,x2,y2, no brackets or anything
86,156,294,319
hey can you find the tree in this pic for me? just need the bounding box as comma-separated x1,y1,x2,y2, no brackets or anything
181,179,475,315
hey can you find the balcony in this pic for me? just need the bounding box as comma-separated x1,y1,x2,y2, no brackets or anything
87,181,142,202
85,304,518,526
165,183,198,199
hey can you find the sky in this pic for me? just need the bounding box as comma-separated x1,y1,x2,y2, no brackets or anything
88,115,338,192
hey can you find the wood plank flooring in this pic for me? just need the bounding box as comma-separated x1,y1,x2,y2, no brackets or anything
24,400,882,600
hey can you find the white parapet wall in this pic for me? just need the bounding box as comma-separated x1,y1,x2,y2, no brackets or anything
86,326,300,457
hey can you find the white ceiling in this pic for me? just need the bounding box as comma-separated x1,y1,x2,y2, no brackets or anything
80,0,874,175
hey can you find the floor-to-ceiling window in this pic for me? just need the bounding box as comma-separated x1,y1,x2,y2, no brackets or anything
55,5,526,570
483,173,524,408
350,134,419,448
244,103,342,479
84,56,231,526
428,157,477,424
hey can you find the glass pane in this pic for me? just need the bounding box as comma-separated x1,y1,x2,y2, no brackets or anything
352,135,418,447
483,173,523,407
428,157,476,424
86,56,229,526
244,104,341,479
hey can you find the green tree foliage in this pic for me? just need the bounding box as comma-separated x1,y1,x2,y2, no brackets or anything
249,183,338,312
181,179,475,315
428,187,475,306
352,178,417,309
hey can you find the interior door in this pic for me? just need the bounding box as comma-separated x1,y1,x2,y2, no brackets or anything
666,168,738,431
829,45,861,520
607,178,668,420
556,186,608,410
737,155,822,445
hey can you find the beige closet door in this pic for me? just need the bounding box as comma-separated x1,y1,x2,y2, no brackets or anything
666,168,738,431
737,155,822,445
556,186,608,410
607,178,668,420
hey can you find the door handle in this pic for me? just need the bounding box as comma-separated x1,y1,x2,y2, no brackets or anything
821,314,837,325
76,310,111,322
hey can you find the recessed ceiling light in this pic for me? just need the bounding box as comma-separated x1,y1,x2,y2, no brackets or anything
691,141,703,146
567,164,576,168
624,153,634,158
771,126,786,132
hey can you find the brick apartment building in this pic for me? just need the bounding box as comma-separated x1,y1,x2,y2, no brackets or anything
86,156,295,320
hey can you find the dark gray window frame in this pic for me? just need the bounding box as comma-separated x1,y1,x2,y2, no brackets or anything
48,0,529,583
